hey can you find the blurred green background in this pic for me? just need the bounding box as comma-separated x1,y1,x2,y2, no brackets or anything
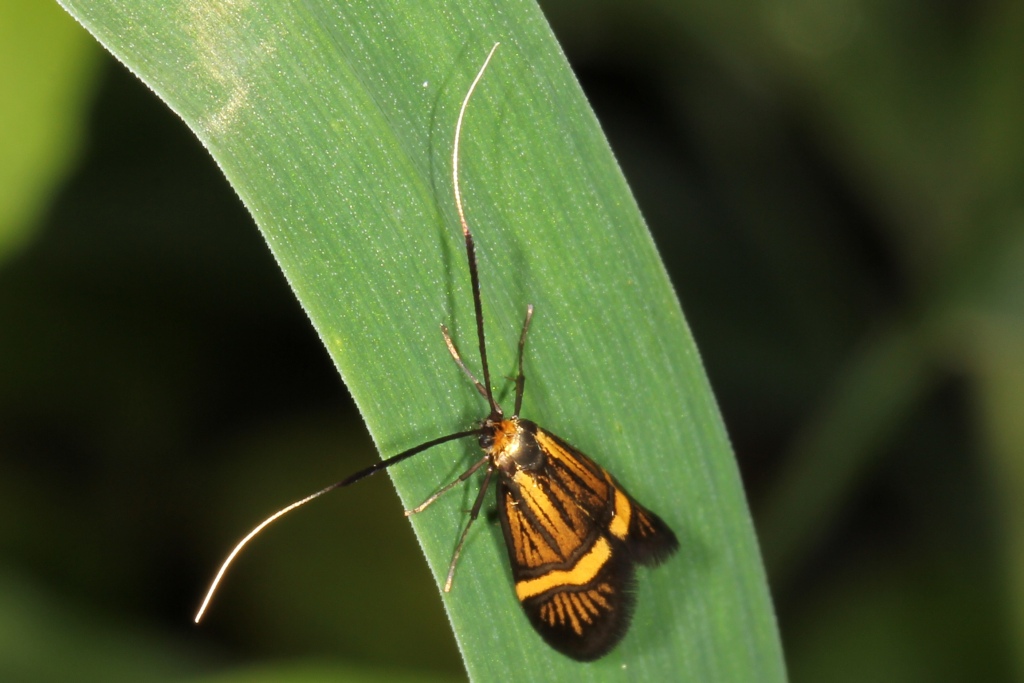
3,1,1023,682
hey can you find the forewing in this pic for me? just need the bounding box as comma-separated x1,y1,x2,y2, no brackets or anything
494,428,625,660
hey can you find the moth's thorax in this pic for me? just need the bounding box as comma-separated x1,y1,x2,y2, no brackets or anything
481,417,544,474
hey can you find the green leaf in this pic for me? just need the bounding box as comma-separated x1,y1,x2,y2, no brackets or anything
57,1,785,680
0,0,99,263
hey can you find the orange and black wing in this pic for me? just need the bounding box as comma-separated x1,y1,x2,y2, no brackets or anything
496,424,678,661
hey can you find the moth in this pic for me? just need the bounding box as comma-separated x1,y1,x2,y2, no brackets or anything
196,42,678,662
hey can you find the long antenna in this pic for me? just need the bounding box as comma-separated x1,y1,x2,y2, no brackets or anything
193,427,481,624
193,481,342,623
453,42,502,418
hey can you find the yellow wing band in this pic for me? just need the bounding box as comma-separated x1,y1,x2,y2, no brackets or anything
515,537,612,601
607,487,632,540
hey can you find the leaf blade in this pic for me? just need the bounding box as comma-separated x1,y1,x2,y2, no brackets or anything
57,1,786,680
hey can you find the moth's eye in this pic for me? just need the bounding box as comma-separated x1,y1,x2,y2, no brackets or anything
479,431,495,449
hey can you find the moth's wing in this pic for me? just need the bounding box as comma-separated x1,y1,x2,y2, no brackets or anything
613,484,679,567
507,519,637,661
538,427,680,567
495,427,637,661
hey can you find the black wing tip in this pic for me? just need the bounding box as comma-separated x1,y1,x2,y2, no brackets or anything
629,507,680,567
530,589,639,661
522,551,639,661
